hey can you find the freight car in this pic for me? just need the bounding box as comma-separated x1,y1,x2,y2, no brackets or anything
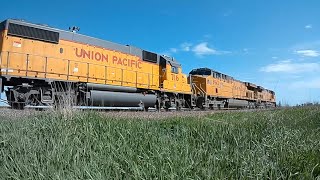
0,19,275,110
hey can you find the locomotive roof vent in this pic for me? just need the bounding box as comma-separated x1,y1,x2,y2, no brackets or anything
7,22,59,44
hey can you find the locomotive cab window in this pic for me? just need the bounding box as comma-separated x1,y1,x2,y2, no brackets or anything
216,73,221,79
222,74,226,80
171,66,179,74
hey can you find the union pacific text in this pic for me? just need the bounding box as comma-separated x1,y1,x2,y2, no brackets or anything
75,48,142,69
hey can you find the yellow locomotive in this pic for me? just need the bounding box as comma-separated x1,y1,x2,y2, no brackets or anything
0,19,275,109
189,68,276,109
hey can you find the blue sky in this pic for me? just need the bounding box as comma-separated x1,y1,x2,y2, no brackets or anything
1,0,320,105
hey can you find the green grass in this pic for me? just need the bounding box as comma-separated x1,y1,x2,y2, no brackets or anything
0,107,320,179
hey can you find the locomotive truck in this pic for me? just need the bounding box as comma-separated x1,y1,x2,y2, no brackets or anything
0,19,276,110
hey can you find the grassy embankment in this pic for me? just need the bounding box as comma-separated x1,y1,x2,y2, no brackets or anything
0,107,319,179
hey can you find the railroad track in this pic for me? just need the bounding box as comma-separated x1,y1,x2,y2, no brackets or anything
0,104,274,113
0,98,275,113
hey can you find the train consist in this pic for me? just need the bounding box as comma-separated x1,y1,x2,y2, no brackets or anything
0,19,276,110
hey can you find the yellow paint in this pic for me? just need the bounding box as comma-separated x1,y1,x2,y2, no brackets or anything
0,29,275,102
0,31,193,94
260,90,276,103
159,64,192,94
191,75,275,102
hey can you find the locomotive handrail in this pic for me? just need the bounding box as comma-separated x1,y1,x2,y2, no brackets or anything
0,51,146,72
0,51,160,89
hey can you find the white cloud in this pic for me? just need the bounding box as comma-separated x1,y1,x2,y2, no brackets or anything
295,50,319,57
260,60,320,73
305,24,312,29
272,56,278,59
180,43,192,52
162,41,229,57
192,42,222,56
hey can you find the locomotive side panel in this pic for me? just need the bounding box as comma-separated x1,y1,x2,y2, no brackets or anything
192,74,234,98
232,80,247,99
0,20,161,91
218,78,233,98
1,31,71,81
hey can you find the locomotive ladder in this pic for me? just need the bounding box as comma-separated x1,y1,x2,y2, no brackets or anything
191,83,207,106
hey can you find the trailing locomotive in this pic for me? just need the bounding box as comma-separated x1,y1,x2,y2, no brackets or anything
0,19,276,110
189,68,276,109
